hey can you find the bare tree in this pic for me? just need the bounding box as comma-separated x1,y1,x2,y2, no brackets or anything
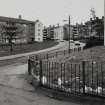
1,19,25,52
2,21,17,52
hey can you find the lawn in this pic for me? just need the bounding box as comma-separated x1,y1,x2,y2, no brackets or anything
0,40,58,57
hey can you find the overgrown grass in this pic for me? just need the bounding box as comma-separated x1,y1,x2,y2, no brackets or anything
31,46,105,96
0,40,58,57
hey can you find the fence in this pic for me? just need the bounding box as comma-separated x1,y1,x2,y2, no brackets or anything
28,47,105,98
28,58,105,98
29,47,82,61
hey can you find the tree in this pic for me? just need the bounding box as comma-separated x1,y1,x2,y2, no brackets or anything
3,21,18,52
2,21,24,52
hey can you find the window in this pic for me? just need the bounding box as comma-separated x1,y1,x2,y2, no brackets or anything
38,33,40,36
38,38,40,40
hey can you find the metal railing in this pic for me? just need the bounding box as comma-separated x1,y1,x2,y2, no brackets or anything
27,46,105,98
29,47,82,61
28,59,105,98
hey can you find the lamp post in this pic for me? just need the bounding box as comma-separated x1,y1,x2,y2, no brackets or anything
64,16,71,54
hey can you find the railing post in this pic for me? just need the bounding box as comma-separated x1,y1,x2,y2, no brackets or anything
28,59,31,75
56,51,58,58
36,55,38,61
68,49,70,54
40,60,43,86
46,53,48,60
82,61,86,94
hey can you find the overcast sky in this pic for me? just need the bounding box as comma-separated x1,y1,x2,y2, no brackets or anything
0,0,104,26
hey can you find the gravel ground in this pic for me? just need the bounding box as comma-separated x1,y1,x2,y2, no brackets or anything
0,63,79,105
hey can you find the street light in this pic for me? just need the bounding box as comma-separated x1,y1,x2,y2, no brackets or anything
63,16,71,54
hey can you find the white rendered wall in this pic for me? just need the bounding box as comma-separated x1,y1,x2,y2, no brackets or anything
35,21,43,42
54,26,64,40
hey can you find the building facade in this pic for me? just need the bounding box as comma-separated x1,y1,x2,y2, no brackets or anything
63,24,73,40
43,25,55,40
78,23,89,39
63,16,104,41
35,20,43,42
54,26,64,40
85,17,104,39
0,16,45,44
63,24,80,40
72,24,79,40
0,16,35,44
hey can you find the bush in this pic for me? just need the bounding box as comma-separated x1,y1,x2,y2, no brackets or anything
84,36,104,49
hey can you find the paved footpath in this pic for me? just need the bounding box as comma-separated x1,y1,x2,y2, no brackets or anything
0,63,80,105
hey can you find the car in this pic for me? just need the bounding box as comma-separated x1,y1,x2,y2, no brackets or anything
60,40,65,42
75,41,80,46
70,40,74,43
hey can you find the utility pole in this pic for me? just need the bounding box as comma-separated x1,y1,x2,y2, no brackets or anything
104,0,105,46
68,16,70,53
63,15,71,53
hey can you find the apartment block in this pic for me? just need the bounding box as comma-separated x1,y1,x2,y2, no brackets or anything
35,20,43,42
54,25,64,40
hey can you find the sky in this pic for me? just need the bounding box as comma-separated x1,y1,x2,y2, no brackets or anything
0,0,104,26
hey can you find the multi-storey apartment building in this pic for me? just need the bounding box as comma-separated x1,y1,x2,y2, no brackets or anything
35,20,43,42
54,25,64,40
0,16,35,44
0,16,44,44
43,25,66,41
63,24,80,40
85,17,104,39
43,25,55,40
63,24,73,40
72,24,79,40
78,23,89,39
62,16,104,41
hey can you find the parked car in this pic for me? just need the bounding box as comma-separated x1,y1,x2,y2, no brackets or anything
70,40,74,43
75,41,80,46
60,40,65,42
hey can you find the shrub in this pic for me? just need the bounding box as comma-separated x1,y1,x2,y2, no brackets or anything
84,36,104,49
